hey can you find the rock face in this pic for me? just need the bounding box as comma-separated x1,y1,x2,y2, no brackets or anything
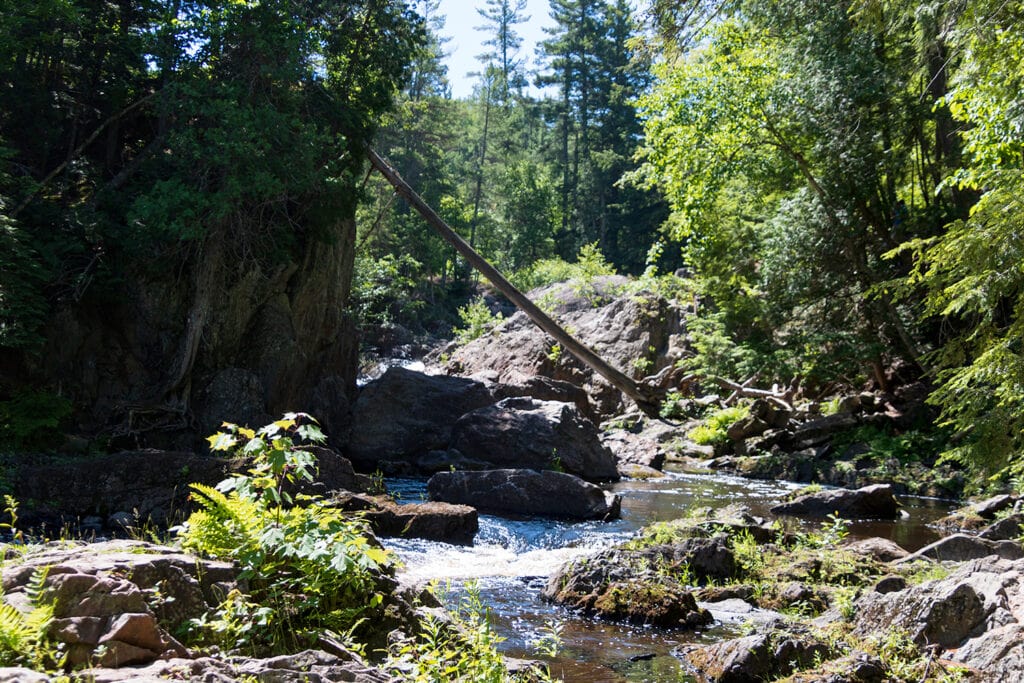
9,446,371,533
8,450,229,532
33,218,360,451
348,367,494,467
444,277,689,416
449,397,619,481
427,469,621,520
770,484,900,519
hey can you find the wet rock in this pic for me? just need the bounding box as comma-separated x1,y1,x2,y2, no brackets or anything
449,397,618,481
328,491,478,545
545,547,710,628
899,533,1024,563
427,469,621,520
679,629,831,683
770,484,900,519
349,367,494,467
843,537,910,563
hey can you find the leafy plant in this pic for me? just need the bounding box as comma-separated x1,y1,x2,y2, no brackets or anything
0,391,72,451
687,404,749,446
453,296,502,345
386,582,542,682
176,414,391,655
0,568,57,670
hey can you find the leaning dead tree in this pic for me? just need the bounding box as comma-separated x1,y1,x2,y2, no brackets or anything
367,148,663,414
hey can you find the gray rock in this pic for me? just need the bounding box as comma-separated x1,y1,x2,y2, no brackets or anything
680,630,830,683
65,649,397,683
444,279,688,416
428,469,620,520
349,367,494,466
979,513,1024,541
544,547,711,628
843,537,910,562
2,540,239,668
853,556,1022,650
899,533,1024,563
449,397,618,481
770,484,900,519
789,412,859,446
973,494,1016,519
0,669,49,682
873,575,907,594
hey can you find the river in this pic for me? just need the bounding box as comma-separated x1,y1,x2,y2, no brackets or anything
382,468,954,682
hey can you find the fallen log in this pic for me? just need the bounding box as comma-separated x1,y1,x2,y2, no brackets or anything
367,147,662,414
713,377,793,411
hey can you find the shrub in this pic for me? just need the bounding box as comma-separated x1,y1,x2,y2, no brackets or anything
453,296,502,345
176,414,391,655
0,391,72,450
687,404,749,446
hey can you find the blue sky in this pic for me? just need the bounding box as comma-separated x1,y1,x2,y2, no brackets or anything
434,0,556,98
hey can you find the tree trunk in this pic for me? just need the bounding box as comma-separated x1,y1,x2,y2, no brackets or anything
367,147,662,413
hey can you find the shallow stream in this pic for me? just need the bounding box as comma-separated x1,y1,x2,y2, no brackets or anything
382,469,954,682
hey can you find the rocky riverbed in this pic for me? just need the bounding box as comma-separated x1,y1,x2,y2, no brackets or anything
2,281,1020,681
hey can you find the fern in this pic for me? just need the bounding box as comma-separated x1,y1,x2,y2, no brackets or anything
0,568,55,669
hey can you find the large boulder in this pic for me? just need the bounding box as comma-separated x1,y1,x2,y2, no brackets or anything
444,278,689,416
853,556,1024,658
348,367,494,468
679,630,832,683
449,397,618,481
770,484,900,519
544,547,711,628
427,469,621,520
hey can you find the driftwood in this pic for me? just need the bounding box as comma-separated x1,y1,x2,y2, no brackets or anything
714,377,794,411
367,147,662,414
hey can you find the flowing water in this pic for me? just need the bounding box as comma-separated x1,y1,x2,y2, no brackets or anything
383,469,955,682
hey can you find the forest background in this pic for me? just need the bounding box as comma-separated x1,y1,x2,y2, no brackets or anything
0,0,1021,490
